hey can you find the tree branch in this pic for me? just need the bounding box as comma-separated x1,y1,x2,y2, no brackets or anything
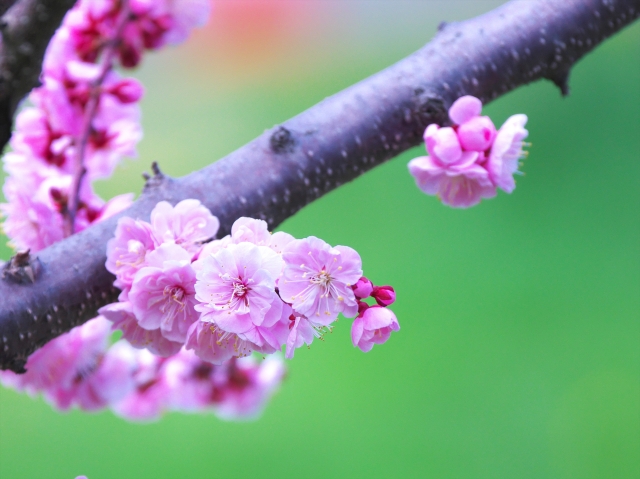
0,0,76,150
1,0,638,372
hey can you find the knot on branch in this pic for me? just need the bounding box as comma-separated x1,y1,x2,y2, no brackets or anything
2,250,41,284
411,89,448,127
270,125,296,154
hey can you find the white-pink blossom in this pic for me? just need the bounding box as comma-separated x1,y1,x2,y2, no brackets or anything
194,242,284,335
150,199,220,253
487,114,529,193
279,236,361,322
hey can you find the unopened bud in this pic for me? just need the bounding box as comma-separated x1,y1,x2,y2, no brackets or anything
372,285,395,307
110,78,144,103
352,276,373,299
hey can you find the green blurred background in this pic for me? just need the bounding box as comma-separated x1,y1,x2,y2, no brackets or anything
1,1,639,478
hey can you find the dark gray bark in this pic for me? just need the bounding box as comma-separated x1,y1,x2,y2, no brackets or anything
1,0,639,372
0,0,76,150
0,1,18,18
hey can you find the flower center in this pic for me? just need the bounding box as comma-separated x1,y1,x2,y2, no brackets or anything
311,269,332,287
232,281,248,298
163,285,185,309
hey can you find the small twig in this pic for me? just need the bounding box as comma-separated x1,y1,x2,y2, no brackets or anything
65,0,131,235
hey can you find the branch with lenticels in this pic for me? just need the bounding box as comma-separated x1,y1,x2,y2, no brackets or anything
1,0,638,372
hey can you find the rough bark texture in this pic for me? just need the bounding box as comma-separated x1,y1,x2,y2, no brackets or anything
0,0,76,150
1,0,639,372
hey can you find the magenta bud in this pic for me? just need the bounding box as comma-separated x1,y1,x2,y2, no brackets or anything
110,78,144,103
352,276,374,299
372,285,396,307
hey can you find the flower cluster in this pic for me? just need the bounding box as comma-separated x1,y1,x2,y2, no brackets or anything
408,95,529,208
0,0,403,422
0,318,284,421
103,200,401,363
1,0,211,251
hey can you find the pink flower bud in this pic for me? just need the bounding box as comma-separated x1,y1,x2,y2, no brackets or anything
109,78,144,104
424,124,462,164
457,116,497,152
372,285,396,306
352,276,374,299
449,95,482,125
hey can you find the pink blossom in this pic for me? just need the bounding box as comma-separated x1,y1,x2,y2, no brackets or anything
211,355,285,421
46,339,138,411
351,306,400,353
408,94,531,207
111,349,168,421
410,121,497,208
408,149,496,208
185,320,257,365
161,348,217,411
487,114,529,193
229,217,272,245
99,302,182,357
238,299,291,354
0,318,111,399
268,231,295,254
10,108,55,161
85,118,142,179
129,244,199,342
164,0,212,45
285,311,329,359
279,237,362,322
194,242,283,336
96,193,134,221
106,216,155,287
285,316,314,359
150,199,220,253
162,351,285,421
1,175,65,252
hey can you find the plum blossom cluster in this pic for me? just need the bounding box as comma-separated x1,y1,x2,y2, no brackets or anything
0,317,285,421
0,0,402,422
1,0,211,251
0,0,283,422
408,95,529,208
103,199,400,363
